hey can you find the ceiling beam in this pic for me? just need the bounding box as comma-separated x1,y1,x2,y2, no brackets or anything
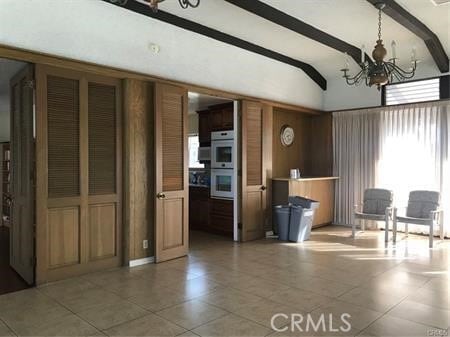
367,0,449,73
102,0,327,90
224,0,373,65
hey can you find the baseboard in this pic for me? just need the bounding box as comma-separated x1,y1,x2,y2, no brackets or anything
129,256,155,267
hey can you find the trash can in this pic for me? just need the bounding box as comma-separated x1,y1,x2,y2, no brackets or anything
288,197,320,243
273,205,291,241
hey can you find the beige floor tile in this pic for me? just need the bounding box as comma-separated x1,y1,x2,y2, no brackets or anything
338,287,405,313
421,277,450,293
77,300,149,330
38,277,97,300
359,315,434,336
13,314,100,337
156,299,228,330
168,276,223,300
370,269,431,288
387,300,450,329
197,288,263,312
128,286,189,312
101,276,164,299
192,313,271,337
0,289,53,311
268,288,332,312
406,287,450,310
104,313,186,337
57,288,123,313
234,278,291,299
310,300,383,332
294,276,354,298
0,320,15,337
234,298,302,329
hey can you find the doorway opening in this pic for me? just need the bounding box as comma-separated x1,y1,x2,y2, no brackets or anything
187,91,239,244
0,57,35,295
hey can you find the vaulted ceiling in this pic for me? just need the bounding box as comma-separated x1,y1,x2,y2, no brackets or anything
122,0,450,87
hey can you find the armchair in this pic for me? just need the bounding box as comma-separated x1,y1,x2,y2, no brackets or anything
354,188,394,242
393,190,443,248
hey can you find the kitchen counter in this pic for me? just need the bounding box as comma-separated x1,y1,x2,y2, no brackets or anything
189,184,210,188
272,177,338,228
272,176,339,182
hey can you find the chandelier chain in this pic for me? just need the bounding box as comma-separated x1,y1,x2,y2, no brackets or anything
378,8,382,41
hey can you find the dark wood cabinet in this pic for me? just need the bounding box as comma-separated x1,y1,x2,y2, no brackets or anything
197,103,234,145
198,111,211,144
189,186,233,237
189,186,210,230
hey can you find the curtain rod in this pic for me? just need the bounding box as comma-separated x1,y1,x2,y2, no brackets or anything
330,98,450,113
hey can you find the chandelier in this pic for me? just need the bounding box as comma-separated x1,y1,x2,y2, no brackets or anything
109,0,200,12
341,2,418,90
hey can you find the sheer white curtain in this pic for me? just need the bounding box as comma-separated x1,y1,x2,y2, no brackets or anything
333,101,450,237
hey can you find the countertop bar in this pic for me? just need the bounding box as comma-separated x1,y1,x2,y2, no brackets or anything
272,176,339,182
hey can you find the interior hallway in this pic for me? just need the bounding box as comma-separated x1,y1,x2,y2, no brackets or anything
0,227,448,336
0,226,29,296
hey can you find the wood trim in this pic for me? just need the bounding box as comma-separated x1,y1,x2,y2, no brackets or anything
366,0,449,73
0,45,321,116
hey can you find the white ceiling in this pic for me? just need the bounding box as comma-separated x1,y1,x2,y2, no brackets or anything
158,0,449,80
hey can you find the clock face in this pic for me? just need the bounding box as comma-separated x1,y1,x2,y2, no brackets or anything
280,125,295,147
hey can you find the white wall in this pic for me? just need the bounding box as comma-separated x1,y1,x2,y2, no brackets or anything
0,95,9,142
0,0,324,110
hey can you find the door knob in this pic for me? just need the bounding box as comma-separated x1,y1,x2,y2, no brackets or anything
157,192,166,199
261,186,267,191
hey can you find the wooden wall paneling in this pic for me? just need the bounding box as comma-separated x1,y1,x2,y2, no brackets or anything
124,79,154,262
263,104,273,232
308,113,333,177
272,108,311,178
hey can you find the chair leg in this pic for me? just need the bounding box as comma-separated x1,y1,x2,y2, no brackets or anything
361,220,365,232
352,222,356,238
440,216,444,241
429,220,434,249
393,210,397,244
405,223,409,238
384,217,389,243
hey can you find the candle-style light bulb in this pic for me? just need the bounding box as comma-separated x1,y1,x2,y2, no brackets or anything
344,52,350,69
391,40,397,60
411,46,417,62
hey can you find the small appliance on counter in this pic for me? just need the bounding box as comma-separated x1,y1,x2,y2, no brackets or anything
290,169,301,179
198,146,211,162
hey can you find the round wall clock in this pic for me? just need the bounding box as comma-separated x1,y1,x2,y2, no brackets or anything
280,125,295,147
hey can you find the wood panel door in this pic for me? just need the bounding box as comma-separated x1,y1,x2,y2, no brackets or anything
154,83,188,262
10,65,35,285
35,65,122,283
241,101,269,241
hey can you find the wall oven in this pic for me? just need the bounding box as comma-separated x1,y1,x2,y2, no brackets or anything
211,169,234,199
211,131,234,169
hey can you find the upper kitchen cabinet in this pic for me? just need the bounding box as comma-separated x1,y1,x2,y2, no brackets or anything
198,103,234,144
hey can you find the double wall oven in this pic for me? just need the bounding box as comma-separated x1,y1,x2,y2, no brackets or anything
210,131,234,199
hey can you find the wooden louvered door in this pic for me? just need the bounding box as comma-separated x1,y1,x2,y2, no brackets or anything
241,101,267,241
154,83,188,262
35,65,122,283
10,65,35,285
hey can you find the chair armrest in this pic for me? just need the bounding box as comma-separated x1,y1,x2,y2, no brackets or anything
354,204,363,213
430,209,443,221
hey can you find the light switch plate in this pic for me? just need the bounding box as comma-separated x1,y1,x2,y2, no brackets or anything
143,240,148,249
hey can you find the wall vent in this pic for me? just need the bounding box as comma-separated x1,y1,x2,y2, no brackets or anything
430,0,450,6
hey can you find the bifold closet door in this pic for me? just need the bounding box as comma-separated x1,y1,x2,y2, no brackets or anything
35,65,122,283
154,83,188,262
241,101,269,241
10,65,35,285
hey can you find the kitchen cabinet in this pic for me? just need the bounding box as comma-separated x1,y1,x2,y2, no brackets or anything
209,198,233,237
189,186,210,230
197,103,234,144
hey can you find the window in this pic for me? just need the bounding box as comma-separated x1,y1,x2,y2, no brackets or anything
385,78,440,106
188,135,204,168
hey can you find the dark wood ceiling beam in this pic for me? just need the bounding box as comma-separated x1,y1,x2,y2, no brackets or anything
102,0,327,90
367,0,449,73
224,0,373,65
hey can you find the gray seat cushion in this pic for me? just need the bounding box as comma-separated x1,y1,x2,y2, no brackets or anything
355,212,387,221
362,189,393,215
396,216,430,225
406,191,439,219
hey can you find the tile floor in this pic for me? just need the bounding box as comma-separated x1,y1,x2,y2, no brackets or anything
0,227,449,337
